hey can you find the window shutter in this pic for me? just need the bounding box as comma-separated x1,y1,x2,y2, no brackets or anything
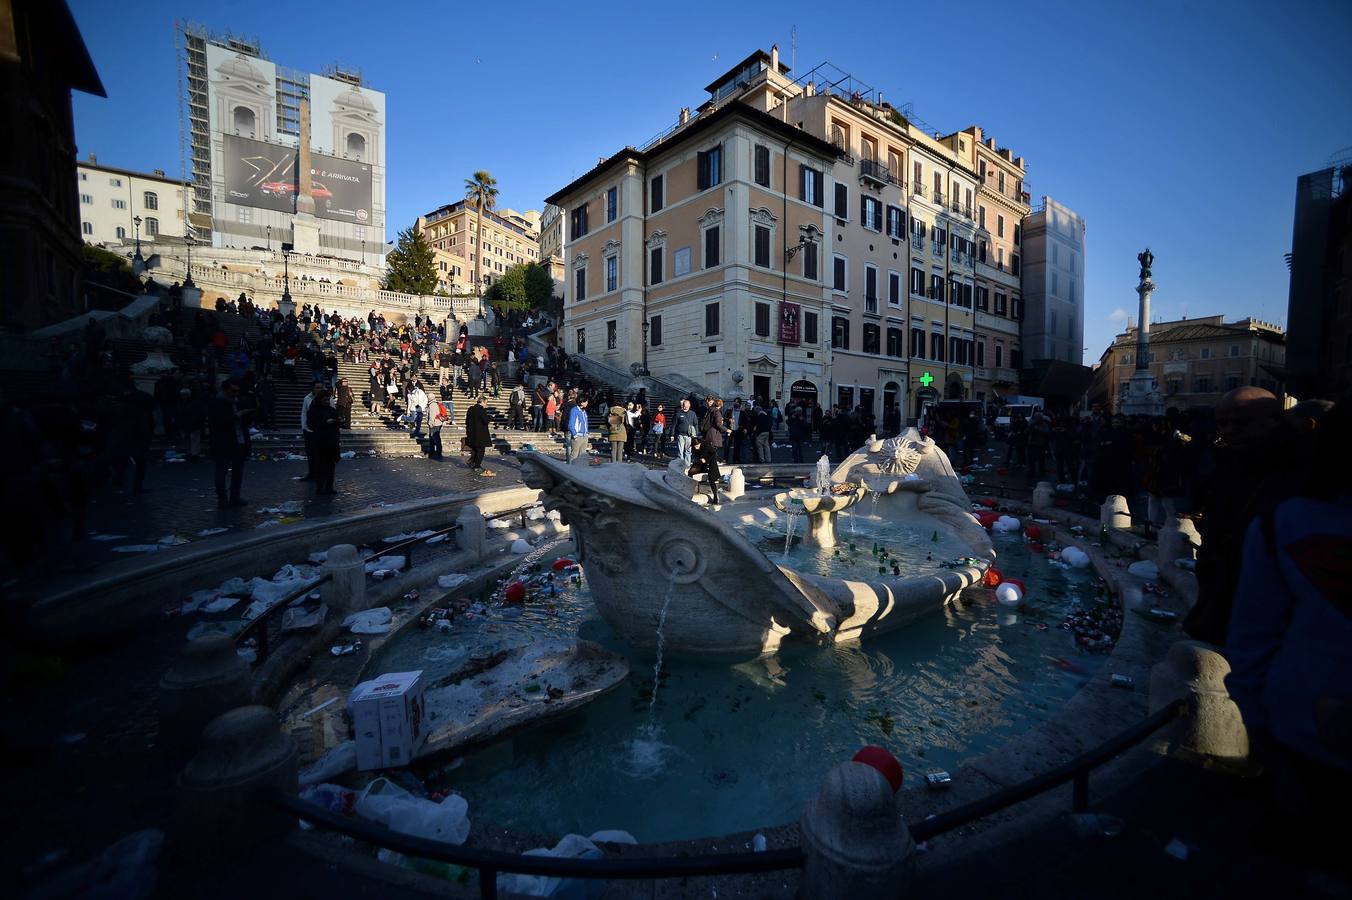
861,195,868,226
813,170,824,207
799,164,807,201
835,183,847,219
697,151,709,190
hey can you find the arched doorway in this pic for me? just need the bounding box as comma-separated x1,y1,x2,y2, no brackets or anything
789,379,817,409
882,381,901,435
232,105,256,137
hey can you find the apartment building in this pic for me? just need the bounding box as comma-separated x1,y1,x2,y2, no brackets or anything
538,203,566,282
546,67,840,405
1286,162,1352,399
77,155,187,246
417,200,542,294
1021,197,1086,366
943,127,1029,403
1086,315,1286,413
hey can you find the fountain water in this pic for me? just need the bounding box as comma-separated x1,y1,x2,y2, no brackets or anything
816,455,832,495
869,489,882,519
626,566,682,778
782,509,800,560
648,567,679,715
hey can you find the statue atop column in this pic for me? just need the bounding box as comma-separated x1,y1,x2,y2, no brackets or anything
1137,247,1153,281
1122,247,1163,416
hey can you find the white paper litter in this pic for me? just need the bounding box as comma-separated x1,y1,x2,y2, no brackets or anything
112,544,165,553
196,527,230,537
364,556,405,574
437,573,469,590
343,607,393,634
488,519,512,529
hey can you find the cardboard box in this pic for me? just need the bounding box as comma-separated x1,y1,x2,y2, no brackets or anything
349,671,427,770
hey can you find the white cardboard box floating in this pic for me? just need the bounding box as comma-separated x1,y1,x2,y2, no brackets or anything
349,671,427,771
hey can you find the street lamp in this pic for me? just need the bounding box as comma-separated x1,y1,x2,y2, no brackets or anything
183,233,195,288
132,215,143,259
281,241,293,305
266,225,272,253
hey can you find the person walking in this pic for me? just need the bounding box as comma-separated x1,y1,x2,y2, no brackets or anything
508,382,526,430
336,378,354,429
427,396,452,460
651,404,668,458
532,381,550,432
674,398,697,468
209,379,251,509
607,402,627,463
695,401,724,506
464,395,493,475
566,396,590,463
308,388,340,495
299,381,324,482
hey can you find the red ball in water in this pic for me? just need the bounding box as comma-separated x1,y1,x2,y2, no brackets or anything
551,558,576,572
979,498,997,509
503,580,527,603
982,566,1003,587
1029,542,1045,553
852,746,903,793
1025,524,1042,541
1003,577,1027,595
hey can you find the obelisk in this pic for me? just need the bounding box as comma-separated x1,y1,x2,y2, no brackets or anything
1120,248,1163,416
290,97,321,255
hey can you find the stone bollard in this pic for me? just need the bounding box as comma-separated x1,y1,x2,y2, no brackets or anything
159,634,253,763
174,705,298,862
1101,495,1132,531
456,504,486,562
1032,481,1055,511
799,761,915,899
1149,640,1249,761
1157,515,1201,565
725,468,746,501
321,544,366,613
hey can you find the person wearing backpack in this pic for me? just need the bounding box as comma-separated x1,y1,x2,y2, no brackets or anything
606,403,627,463
428,397,453,460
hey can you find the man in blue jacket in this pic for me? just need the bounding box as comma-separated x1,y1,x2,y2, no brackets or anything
566,397,589,463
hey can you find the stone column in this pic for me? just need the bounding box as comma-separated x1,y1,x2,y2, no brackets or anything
1101,495,1131,531
1032,481,1055,511
1149,640,1249,761
321,544,366,614
799,760,915,899
159,634,253,763
1158,515,1201,564
174,706,298,862
726,468,746,501
456,504,486,562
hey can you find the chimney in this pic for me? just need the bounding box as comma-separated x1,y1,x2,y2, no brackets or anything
770,44,779,71
877,91,884,106
805,81,815,97
679,107,690,125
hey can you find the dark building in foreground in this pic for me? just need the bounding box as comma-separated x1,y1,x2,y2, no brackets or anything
1286,162,1352,400
0,0,105,329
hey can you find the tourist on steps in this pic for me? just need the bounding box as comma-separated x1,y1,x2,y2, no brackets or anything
567,397,589,463
464,396,493,476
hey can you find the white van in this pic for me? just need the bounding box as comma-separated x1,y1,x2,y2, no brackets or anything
993,396,1045,436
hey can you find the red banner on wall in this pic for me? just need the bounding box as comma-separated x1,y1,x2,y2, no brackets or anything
778,301,800,345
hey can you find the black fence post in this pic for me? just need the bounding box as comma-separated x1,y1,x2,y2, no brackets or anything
479,867,498,899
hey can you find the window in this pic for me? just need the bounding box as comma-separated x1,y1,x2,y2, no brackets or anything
997,247,1004,268
861,196,882,231
910,267,925,296
1229,344,1240,357
802,240,818,280
704,226,720,268
109,177,122,187
963,283,973,308
886,327,903,357
112,198,127,210
1196,376,1211,393
998,171,1006,193
674,246,692,277
997,214,1005,238
929,273,944,301
1013,224,1021,246
755,302,771,337
1200,347,1211,359
832,316,850,350
115,226,126,239
994,292,1007,315
650,247,663,284
80,193,92,204
803,311,819,345
81,221,93,235
145,217,158,236
705,302,720,336
933,171,942,199
650,175,664,211
833,255,847,292
886,205,903,238
1050,310,1058,333
143,191,158,210
931,332,944,361
888,271,901,305
976,340,985,367
800,165,823,206
978,160,986,179
864,265,878,313
1011,347,1022,368
574,265,587,301
570,204,589,239
995,344,1004,367
650,315,662,346
754,225,771,268
863,323,880,355
80,172,87,181
606,256,618,292
976,286,989,310
576,328,585,354
607,320,617,350
979,205,986,229
949,278,961,304
606,187,617,223
1052,243,1059,265
1011,297,1023,320
1226,375,1241,390
1011,254,1020,275
911,328,925,358
834,183,848,219
697,145,723,190
754,144,770,187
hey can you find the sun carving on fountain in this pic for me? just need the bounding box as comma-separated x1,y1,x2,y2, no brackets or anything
879,437,924,476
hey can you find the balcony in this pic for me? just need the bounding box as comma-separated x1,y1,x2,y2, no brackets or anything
933,191,946,208
860,159,893,186
911,181,926,199
911,234,924,252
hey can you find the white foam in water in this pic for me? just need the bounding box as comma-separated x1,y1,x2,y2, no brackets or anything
621,724,678,779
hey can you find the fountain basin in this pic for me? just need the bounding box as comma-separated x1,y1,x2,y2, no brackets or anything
772,484,867,549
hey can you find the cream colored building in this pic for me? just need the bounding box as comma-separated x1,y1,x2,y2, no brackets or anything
538,203,566,282
943,127,1030,404
77,155,187,247
417,200,541,294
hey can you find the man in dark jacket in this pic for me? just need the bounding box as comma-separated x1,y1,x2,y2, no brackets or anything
465,396,493,475
209,380,251,509
691,400,724,505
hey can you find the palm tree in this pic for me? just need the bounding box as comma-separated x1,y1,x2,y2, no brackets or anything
464,170,499,314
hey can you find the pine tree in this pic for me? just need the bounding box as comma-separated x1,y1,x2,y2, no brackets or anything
383,227,439,295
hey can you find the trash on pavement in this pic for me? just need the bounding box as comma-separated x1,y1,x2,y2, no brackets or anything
496,830,636,897
1164,838,1191,860
186,620,245,641
364,555,405,574
329,640,363,657
299,740,357,785
349,672,427,770
355,777,468,842
343,607,393,634
281,603,328,633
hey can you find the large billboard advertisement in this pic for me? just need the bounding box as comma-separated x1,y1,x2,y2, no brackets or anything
310,153,372,223
205,43,279,145
222,135,297,213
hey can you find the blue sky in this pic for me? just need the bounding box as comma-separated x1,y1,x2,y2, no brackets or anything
70,0,1352,361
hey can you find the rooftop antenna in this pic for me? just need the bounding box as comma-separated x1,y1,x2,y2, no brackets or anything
791,25,797,71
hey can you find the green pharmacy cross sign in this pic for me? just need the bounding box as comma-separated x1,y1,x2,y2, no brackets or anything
919,371,935,388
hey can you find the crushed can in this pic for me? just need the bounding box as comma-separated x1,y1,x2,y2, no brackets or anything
925,771,953,789
1111,673,1135,690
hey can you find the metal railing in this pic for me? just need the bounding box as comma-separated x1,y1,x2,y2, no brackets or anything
267,699,1189,896
911,181,926,199
860,159,893,184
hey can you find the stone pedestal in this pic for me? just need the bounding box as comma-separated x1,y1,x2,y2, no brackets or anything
1120,369,1164,417
799,761,914,899
180,283,202,310
1101,495,1132,531
291,213,321,256
1158,515,1201,564
456,504,486,562
174,706,298,862
725,468,745,501
1032,481,1055,511
1149,640,1249,761
321,544,366,613
159,634,252,763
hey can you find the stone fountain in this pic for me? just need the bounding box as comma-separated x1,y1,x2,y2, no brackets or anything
519,429,991,658
772,457,867,549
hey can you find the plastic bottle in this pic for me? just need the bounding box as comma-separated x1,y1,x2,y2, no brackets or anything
752,833,767,852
